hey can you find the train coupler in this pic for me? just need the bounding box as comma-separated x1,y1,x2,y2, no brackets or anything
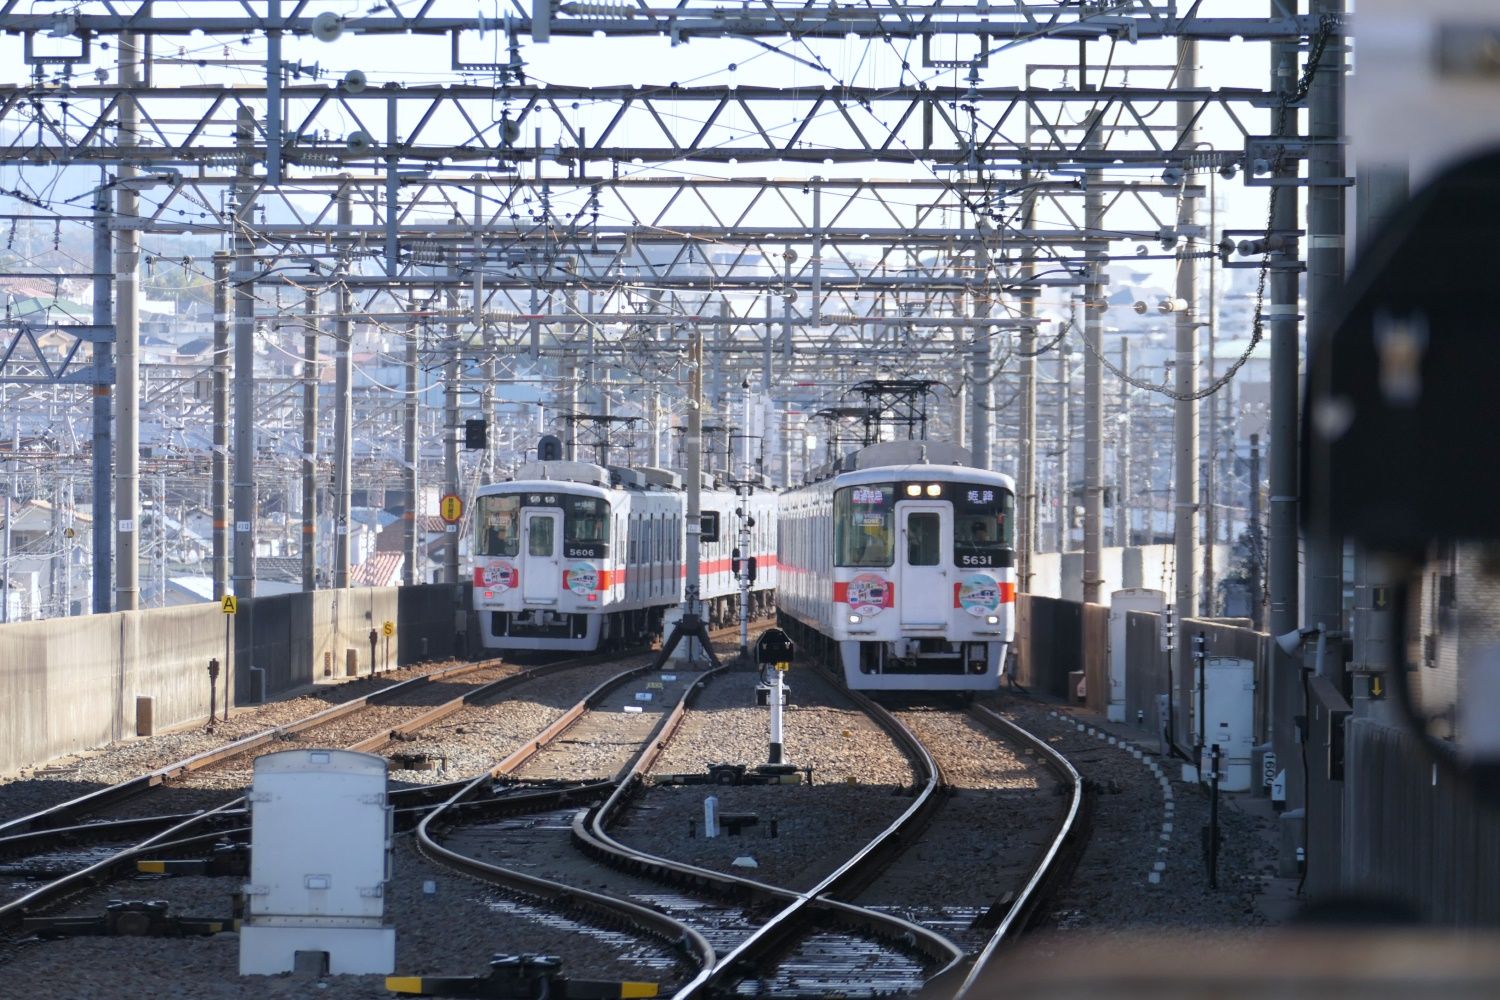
386,953,656,998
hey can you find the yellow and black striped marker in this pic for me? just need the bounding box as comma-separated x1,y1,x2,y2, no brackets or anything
386,953,656,997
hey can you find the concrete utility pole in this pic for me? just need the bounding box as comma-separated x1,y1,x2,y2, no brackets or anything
444,269,460,585
403,310,419,586
1203,172,1220,615
969,239,992,471
647,392,662,468
91,182,113,614
1173,35,1201,621
231,106,257,599
1055,347,1071,554
1116,338,1132,547
1018,189,1038,591
1082,109,1105,605
114,30,141,611
1347,160,1408,729
301,289,319,592
1267,0,1304,871
1305,0,1347,683
212,252,230,600
333,187,354,589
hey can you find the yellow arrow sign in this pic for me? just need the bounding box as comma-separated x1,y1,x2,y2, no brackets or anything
221,594,238,615
1370,674,1385,699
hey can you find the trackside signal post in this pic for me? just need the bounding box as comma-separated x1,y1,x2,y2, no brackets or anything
756,629,795,765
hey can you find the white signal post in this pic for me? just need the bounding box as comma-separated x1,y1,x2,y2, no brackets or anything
769,659,788,764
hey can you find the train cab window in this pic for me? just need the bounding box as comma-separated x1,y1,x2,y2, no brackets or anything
563,496,610,554
953,484,1015,567
907,512,941,566
835,484,895,567
527,514,555,557
477,494,520,557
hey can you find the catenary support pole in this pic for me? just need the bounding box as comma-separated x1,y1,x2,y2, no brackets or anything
403,306,419,586
333,187,354,589
1117,338,1132,547
212,252,230,600
114,30,141,611
970,238,992,471
1203,172,1219,614
301,288,318,591
1018,188,1037,591
444,267,461,584
231,107,257,600
1173,35,1201,621
1267,2,1304,874
1055,347,1071,555
1082,108,1105,604
92,182,113,614
1305,0,1347,683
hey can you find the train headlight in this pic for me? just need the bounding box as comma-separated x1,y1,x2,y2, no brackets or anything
905,484,921,497
925,483,942,497
986,615,999,625
848,613,862,624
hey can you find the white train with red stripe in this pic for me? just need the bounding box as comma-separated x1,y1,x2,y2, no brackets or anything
776,441,1016,692
471,460,777,653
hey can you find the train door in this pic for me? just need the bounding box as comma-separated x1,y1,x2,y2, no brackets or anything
897,504,949,627
522,510,562,603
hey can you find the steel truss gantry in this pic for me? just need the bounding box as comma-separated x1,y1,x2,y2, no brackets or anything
0,1,1323,618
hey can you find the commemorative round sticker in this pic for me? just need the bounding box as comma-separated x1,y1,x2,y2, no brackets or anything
958,574,1002,616
478,560,518,591
847,573,891,616
566,562,599,595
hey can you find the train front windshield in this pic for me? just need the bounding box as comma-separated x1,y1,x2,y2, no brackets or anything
953,485,1014,567
833,481,1014,569
476,493,611,558
476,495,521,556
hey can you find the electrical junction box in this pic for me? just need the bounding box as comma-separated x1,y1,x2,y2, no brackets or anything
1191,657,1257,792
239,749,394,976
1107,589,1166,723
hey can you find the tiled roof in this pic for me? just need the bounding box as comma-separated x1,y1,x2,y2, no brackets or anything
351,551,404,587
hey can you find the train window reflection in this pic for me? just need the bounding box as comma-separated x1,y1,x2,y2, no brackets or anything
477,495,520,557
564,496,610,548
835,484,895,567
907,512,941,566
527,515,555,557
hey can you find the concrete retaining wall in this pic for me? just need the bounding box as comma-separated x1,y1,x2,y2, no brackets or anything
0,584,462,776
1340,717,1500,923
1028,544,1229,600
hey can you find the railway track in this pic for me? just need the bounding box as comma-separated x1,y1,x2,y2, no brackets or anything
0,626,1084,999
0,651,645,931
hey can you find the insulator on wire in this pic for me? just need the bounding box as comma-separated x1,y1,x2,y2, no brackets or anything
559,2,636,17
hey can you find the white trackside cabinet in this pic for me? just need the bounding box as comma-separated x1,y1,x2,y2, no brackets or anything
239,749,394,976
1108,589,1166,723
1194,657,1257,792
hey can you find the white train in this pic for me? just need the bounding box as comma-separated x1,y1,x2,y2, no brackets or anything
471,459,778,653
777,441,1017,692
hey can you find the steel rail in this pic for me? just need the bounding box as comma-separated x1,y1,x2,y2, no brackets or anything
414,662,725,982
654,685,959,998
940,704,1087,999
0,657,507,839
